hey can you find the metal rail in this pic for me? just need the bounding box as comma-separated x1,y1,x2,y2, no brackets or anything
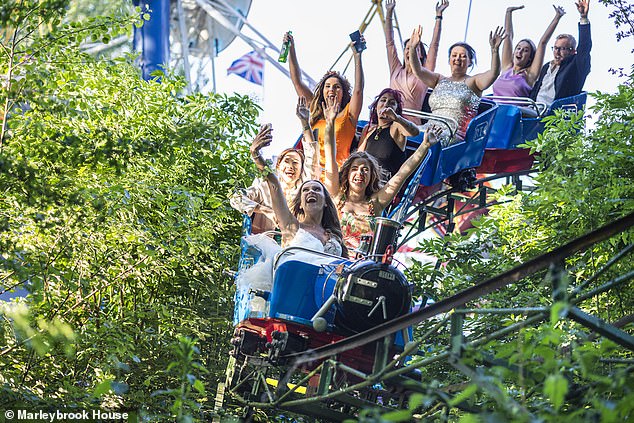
486,95,547,116
285,212,634,364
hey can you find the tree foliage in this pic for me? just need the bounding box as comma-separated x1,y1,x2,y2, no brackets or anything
1,1,260,419
397,65,634,423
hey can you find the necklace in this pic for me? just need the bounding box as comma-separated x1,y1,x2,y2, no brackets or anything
374,125,388,140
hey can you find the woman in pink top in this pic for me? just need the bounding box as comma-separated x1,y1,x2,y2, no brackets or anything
492,5,565,97
383,0,449,123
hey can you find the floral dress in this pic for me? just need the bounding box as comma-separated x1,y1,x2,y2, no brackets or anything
338,200,376,252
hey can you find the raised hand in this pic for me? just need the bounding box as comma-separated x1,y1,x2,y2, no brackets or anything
436,0,449,16
282,31,294,46
385,0,396,14
489,26,507,50
423,124,443,147
350,34,367,56
553,5,566,18
322,96,340,124
410,26,422,46
575,0,589,18
250,124,273,158
296,96,310,124
506,5,524,13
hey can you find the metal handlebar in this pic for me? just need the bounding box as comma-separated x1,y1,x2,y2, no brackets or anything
485,95,548,117
273,246,344,271
402,108,458,139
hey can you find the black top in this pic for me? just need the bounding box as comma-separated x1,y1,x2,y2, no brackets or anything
364,125,406,178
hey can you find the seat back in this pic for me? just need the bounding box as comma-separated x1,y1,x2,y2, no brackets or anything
523,92,587,141
431,99,498,184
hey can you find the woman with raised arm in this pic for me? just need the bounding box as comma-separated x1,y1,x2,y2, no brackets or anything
250,124,346,257
492,5,565,98
408,26,506,146
322,97,441,251
230,97,319,233
383,0,449,123
358,88,420,179
284,32,364,168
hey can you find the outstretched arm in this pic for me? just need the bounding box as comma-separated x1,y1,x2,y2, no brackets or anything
527,5,565,86
373,125,442,210
426,0,449,71
470,26,506,96
575,0,592,74
286,33,314,102
322,97,341,197
296,96,320,180
349,38,365,123
383,0,402,73
501,6,523,70
408,26,442,88
250,125,298,234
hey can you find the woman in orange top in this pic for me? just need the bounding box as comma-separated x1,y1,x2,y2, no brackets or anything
284,32,365,170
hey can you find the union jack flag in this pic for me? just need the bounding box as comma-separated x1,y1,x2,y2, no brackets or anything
227,51,264,86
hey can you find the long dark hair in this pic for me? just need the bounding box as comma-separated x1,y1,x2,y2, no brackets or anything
448,42,477,69
338,151,383,200
290,180,348,257
309,71,352,127
368,88,404,125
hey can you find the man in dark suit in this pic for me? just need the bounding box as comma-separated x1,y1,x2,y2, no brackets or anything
530,0,591,104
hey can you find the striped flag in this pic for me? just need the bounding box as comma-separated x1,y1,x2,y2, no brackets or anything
227,51,264,86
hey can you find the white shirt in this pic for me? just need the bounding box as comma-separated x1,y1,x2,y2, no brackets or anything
536,63,559,105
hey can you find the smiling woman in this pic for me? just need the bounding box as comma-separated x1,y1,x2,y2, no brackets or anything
321,97,441,251
491,4,565,98
249,124,346,256
230,144,307,233
408,25,506,146
285,29,365,169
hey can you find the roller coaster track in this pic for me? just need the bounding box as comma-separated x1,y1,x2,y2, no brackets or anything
284,212,634,363
398,170,535,246
220,177,633,421
220,212,633,421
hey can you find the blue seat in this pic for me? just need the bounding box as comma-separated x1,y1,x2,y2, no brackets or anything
479,92,587,173
268,260,324,325
487,103,524,149
522,92,587,142
399,98,497,186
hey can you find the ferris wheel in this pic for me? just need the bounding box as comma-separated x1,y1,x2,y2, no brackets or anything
168,0,319,93
135,0,412,93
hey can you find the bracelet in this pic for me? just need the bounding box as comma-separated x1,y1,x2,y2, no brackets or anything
303,125,311,131
435,16,442,20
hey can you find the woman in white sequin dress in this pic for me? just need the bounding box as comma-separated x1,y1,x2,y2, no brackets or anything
408,26,506,146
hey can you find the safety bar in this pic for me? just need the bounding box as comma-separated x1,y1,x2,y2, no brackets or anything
402,108,457,139
273,246,344,271
486,95,548,117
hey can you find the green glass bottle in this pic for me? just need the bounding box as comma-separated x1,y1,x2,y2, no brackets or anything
278,31,291,63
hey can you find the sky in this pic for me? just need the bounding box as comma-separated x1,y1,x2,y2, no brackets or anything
199,0,633,156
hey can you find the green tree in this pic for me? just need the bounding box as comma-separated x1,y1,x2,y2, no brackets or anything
0,1,260,420
397,61,634,423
